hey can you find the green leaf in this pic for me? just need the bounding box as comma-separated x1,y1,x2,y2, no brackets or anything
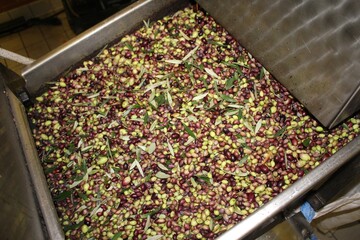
342,123,350,130
78,191,89,200
154,93,166,106
145,172,152,182
63,222,83,232
124,42,134,51
44,166,57,174
220,94,237,103
182,123,197,139
274,126,287,137
144,111,149,124
112,232,123,240
302,138,311,147
207,39,224,46
53,190,72,202
259,67,265,80
196,174,211,184
238,155,248,165
225,73,238,90
222,61,241,73
142,207,161,217
237,109,243,120
184,61,191,72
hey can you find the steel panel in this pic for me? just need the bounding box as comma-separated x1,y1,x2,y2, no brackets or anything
197,0,360,128
0,65,46,240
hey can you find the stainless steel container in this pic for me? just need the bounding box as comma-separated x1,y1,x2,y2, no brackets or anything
1,0,359,239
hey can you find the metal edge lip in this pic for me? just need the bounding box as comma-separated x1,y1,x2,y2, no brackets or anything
216,136,360,240
21,0,186,95
329,84,360,129
21,0,151,78
7,88,65,240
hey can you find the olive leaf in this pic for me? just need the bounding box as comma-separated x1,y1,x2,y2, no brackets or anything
130,159,144,177
302,138,311,148
144,80,167,93
220,94,237,103
254,119,262,135
225,109,239,116
53,190,72,202
243,120,254,133
164,59,182,65
209,218,214,231
182,123,197,139
87,92,100,98
157,163,169,171
69,166,95,188
238,155,248,165
63,222,83,232
112,232,123,240
190,177,198,188
150,119,158,131
225,73,238,90
166,91,173,108
72,121,79,132
187,115,198,122
124,42,134,51
192,92,208,101
274,126,287,137
259,67,265,80
147,142,156,154
147,235,163,240
167,139,175,157
81,145,93,152
179,29,190,40
120,136,130,141
155,171,170,179
144,112,149,124
144,215,151,232
204,67,220,79
182,45,199,62
228,104,243,109
143,19,150,29
237,109,243,120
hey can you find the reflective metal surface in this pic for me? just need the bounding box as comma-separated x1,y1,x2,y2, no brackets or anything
22,0,187,95
0,65,45,240
217,136,360,240
8,85,65,239
197,0,360,128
